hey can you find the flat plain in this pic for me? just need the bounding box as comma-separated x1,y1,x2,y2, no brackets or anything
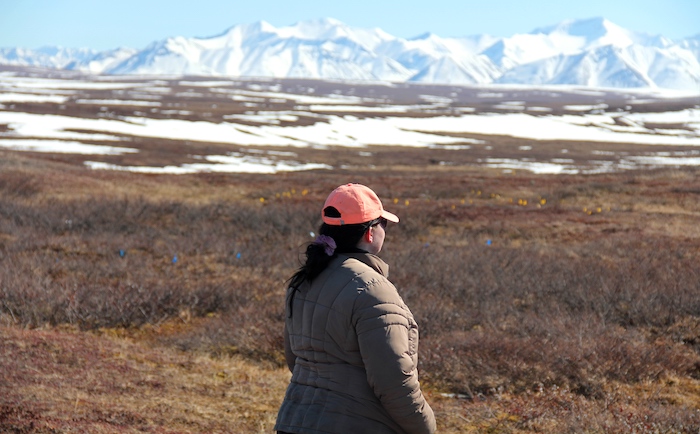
1,66,699,433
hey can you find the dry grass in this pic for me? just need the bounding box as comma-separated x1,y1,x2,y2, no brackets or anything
0,324,289,433
1,147,700,432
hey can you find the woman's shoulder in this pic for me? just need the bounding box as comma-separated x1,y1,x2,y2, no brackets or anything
340,257,406,307
341,256,393,290
340,253,389,276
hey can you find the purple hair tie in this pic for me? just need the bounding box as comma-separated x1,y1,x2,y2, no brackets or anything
314,235,337,256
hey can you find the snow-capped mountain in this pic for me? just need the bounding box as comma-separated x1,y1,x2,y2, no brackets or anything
679,35,700,62
0,46,98,69
497,45,654,88
64,47,138,74
1,17,698,91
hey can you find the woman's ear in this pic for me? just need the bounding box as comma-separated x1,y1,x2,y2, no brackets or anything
364,227,373,243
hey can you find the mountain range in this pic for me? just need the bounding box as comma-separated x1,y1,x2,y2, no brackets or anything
1,17,699,91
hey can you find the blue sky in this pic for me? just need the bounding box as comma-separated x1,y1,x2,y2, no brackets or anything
2,0,698,50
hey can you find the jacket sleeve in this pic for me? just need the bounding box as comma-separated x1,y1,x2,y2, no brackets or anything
354,280,437,434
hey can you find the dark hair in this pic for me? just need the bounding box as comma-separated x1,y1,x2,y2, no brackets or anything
288,221,371,290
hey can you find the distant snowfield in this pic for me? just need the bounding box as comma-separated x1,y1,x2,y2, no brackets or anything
85,155,331,174
1,74,700,174
2,108,700,174
76,99,162,106
0,139,138,155
0,76,149,90
3,109,699,148
0,93,69,103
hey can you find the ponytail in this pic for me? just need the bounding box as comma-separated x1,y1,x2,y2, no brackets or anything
288,221,371,290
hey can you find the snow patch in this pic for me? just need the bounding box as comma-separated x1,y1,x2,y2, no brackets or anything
0,139,137,155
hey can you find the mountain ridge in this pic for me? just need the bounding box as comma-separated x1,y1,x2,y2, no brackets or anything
1,17,698,91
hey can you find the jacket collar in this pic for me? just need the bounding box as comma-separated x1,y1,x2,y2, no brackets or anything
341,252,390,278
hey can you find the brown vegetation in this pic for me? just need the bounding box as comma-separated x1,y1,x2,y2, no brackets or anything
1,148,700,432
2,67,700,432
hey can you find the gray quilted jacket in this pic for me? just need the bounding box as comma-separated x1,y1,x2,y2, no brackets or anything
274,252,436,434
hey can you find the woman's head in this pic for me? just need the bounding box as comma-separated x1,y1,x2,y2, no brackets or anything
321,183,399,226
321,183,397,255
289,184,398,288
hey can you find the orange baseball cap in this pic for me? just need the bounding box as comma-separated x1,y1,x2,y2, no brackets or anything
322,183,399,226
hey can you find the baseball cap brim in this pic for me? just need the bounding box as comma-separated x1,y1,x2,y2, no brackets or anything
381,209,399,223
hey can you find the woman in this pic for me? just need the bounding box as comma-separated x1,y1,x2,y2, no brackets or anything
275,183,436,434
